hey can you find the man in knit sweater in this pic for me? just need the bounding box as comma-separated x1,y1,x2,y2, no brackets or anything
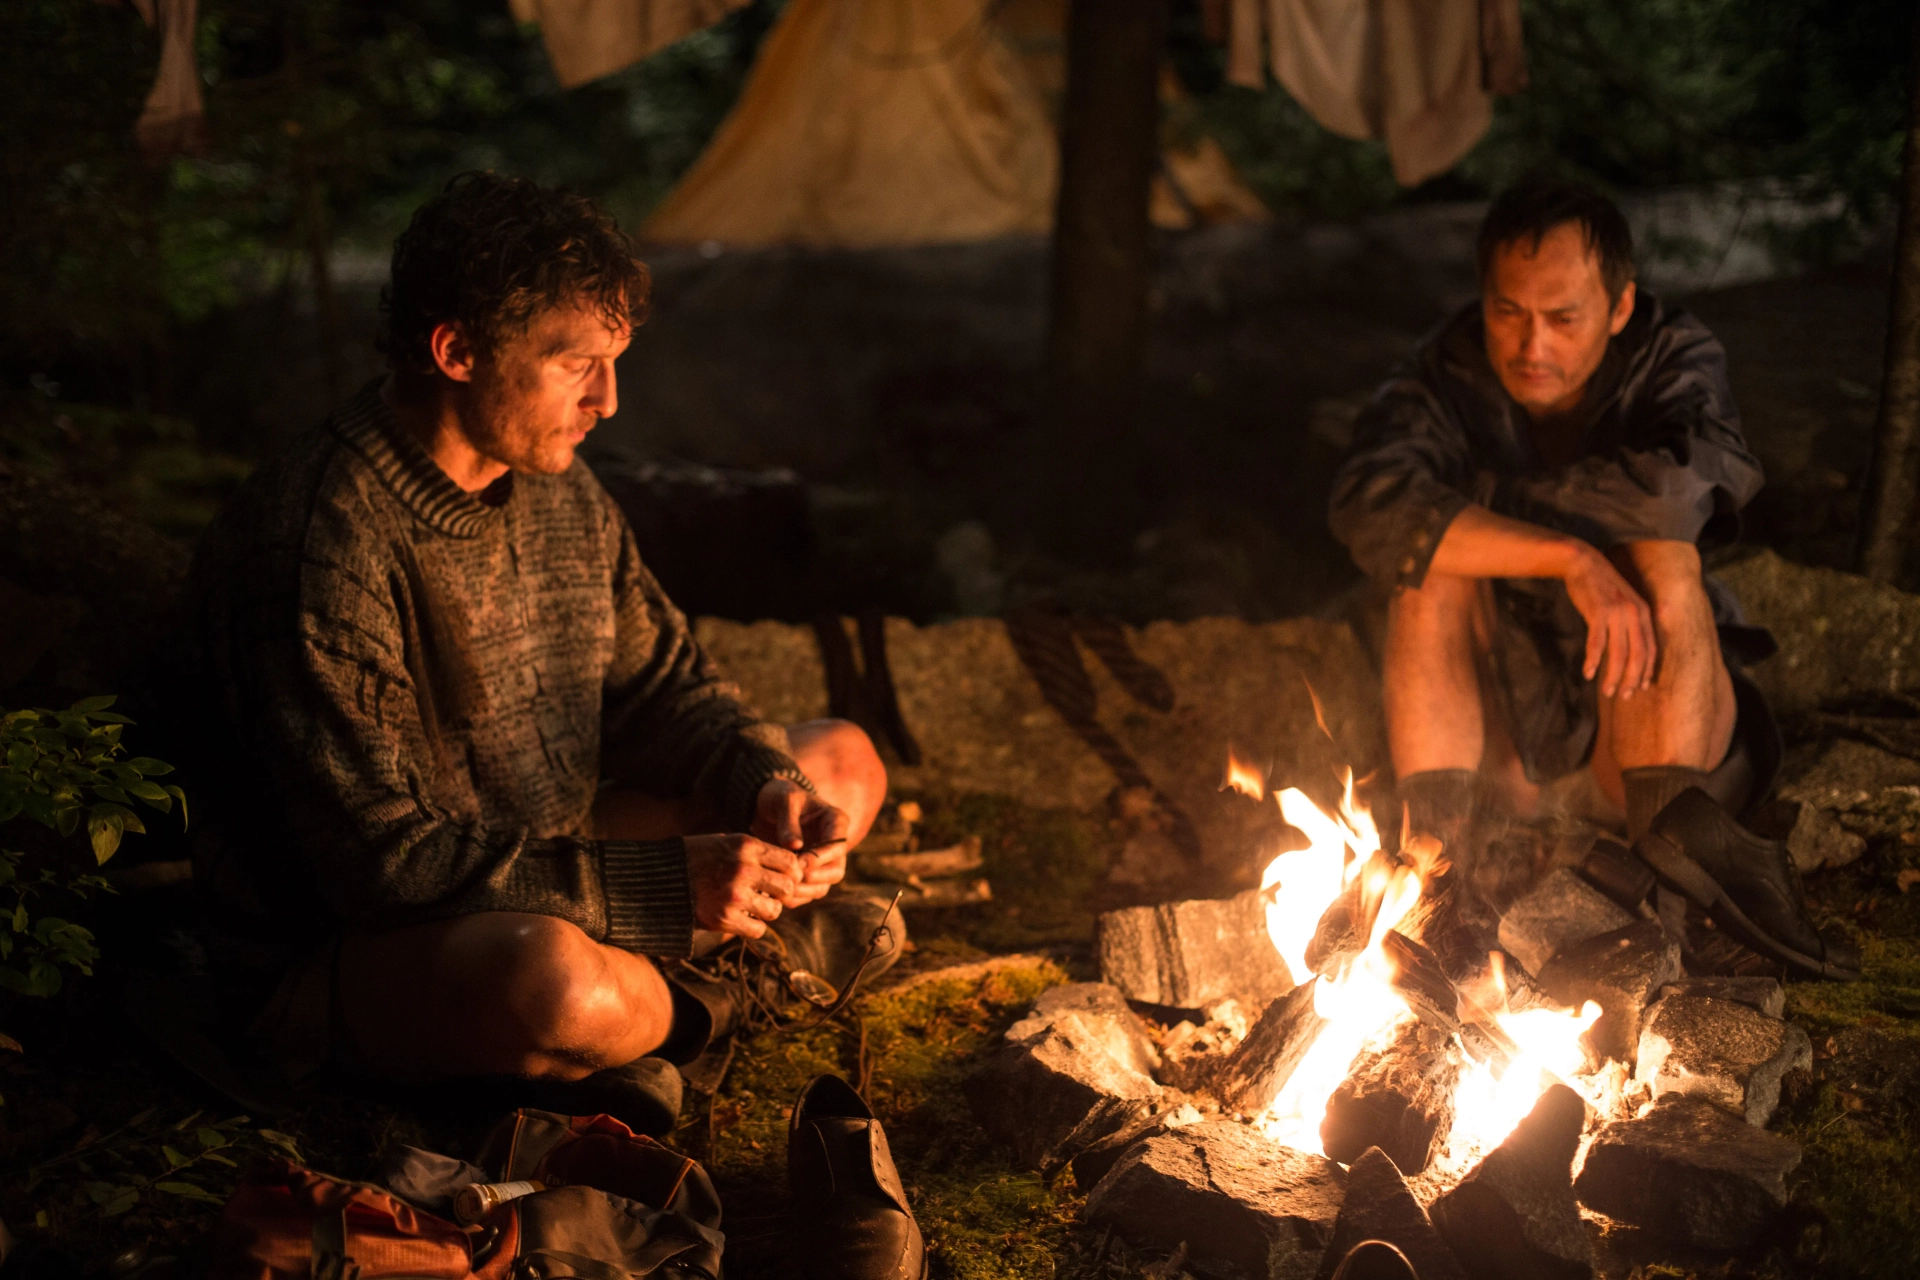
183,173,891,1115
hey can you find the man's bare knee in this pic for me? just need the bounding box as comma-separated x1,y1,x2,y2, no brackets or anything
480,916,670,1070
788,719,887,843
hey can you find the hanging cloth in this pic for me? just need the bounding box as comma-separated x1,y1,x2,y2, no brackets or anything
1225,0,1527,187
511,0,751,88
123,0,208,160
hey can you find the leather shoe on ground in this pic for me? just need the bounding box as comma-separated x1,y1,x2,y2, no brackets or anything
1330,1240,1418,1280
1636,788,1861,981
788,1074,925,1280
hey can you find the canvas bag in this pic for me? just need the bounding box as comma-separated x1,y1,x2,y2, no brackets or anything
210,1111,724,1280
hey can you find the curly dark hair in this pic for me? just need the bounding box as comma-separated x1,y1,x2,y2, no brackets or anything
1477,180,1636,304
379,171,650,376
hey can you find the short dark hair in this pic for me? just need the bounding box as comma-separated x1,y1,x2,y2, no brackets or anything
1476,180,1635,303
380,171,650,376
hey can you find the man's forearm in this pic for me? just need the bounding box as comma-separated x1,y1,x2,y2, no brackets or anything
1427,504,1593,581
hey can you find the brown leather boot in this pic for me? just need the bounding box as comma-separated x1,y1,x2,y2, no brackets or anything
1636,788,1861,981
788,1074,926,1280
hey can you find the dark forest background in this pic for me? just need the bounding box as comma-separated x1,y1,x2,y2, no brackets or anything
0,0,1910,598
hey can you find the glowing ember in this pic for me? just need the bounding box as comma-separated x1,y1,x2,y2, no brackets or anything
1242,757,1619,1166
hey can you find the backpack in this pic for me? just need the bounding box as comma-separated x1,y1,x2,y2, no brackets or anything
210,1111,725,1280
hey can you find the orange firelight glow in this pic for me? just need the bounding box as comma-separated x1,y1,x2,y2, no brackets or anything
1241,756,1618,1169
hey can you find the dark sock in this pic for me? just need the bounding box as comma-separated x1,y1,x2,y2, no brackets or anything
1623,765,1710,843
1396,768,1481,860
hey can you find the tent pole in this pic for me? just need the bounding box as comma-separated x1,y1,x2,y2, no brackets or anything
1858,8,1920,585
1043,0,1168,555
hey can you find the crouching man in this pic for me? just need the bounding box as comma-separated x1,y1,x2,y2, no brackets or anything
1329,180,1857,981
181,172,899,1129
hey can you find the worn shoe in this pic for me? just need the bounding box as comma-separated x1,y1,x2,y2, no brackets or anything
788,1074,926,1280
765,891,909,1002
524,1056,683,1137
1636,788,1861,981
1330,1240,1419,1280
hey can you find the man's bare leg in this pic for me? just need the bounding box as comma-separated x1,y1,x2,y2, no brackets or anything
1589,540,1737,813
336,719,885,1083
337,912,673,1082
1384,572,1487,778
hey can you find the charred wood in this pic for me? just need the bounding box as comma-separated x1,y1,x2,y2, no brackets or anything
1214,981,1326,1116
1319,1015,1463,1175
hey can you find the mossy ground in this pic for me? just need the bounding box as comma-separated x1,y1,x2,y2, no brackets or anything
1,787,1918,1278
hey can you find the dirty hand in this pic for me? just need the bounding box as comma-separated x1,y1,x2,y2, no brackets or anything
751,778,849,902
685,833,806,939
1563,545,1656,699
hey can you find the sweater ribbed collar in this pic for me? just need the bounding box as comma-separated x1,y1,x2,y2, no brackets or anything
330,379,506,539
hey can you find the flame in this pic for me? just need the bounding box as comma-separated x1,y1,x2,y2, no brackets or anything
1239,754,1622,1168
1260,775,1377,983
1222,748,1267,800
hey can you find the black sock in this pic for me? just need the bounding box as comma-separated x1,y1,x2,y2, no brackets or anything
1396,768,1480,862
1622,765,1710,843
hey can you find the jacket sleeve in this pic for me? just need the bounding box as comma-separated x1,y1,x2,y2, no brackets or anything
595,498,813,832
219,493,696,958
1328,371,1476,592
1492,319,1762,549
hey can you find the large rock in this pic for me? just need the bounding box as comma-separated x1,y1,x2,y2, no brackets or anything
1574,1093,1801,1250
1656,975,1785,1020
967,1005,1161,1172
1773,738,1920,840
1003,982,1161,1079
1096,890,1295,1007
1766,799,1868,873
1496,868,1634,978
1718,549,1920,720
1085,1121,1346,1280
695,614,1388,875
1536,921,1682,1065
1313,1147,1465,1280
1430,1085,1594,1280
1635,993,1813,1126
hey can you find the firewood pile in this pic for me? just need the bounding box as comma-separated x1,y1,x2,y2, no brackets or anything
967,848,1816,1280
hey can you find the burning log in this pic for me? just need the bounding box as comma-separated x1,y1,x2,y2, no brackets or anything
1305,878,1366,978
1319,1014,1463,1175
1213,981,1327,1116
1380,930,1462,1035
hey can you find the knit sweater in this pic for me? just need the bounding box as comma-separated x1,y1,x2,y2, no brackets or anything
182,381,809,961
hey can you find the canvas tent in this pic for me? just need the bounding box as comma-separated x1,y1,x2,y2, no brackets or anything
518,0,1269,248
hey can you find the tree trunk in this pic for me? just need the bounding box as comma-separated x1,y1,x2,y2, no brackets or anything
1858,10,1920,584
1043,0,1167,554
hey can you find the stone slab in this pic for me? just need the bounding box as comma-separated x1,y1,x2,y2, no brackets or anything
1574,1093,1801,1250
1004,982,1161,1079
1097,889,1296,1008
1536,920,1682,1066
1497,867,1634,978
967,1006,1160,1172
1313,1147,1465,1280
1430,1084,1594,1280
1718,549,1920,720
1635,993,1813,1127
1085,1120,1346,1280
1656,975,1785,1020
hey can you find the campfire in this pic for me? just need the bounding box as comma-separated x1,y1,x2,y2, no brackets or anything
1222,756,1614,1180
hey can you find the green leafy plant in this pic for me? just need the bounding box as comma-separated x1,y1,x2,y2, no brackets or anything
0,697,185,999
